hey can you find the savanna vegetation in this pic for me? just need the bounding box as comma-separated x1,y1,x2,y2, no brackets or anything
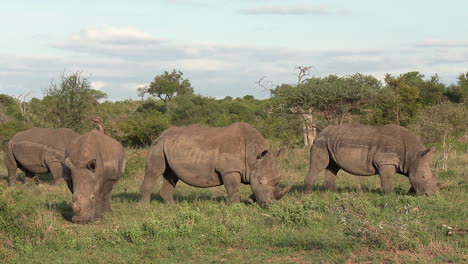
1,69,467,263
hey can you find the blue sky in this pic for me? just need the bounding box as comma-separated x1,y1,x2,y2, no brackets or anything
1,0,467,100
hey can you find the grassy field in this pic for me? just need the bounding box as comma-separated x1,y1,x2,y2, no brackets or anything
1,147,467,263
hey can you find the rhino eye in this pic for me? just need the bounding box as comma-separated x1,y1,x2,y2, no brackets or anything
257,150,268,160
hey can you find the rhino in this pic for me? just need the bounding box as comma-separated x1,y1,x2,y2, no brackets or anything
64,122,126,223
304,124,448,195
140,122,291,208
4,127,79,185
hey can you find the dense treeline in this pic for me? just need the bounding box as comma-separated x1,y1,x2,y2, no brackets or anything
1,70,467,150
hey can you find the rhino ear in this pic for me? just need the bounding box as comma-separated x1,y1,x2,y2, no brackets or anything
87,159,97,172
420,146,436,158
275,148,285,158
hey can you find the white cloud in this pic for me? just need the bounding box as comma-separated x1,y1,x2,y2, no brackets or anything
2,26,468,101
91,80,107,90
69,24,165,44
123,83,148,90
162,0,207,6
239,5,350,16
414,38,468,48
174,59,237,71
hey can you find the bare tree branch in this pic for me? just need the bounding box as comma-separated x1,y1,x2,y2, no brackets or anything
295,66,312,85
256,76,277,94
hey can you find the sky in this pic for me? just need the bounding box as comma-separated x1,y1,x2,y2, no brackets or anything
1,0,467,101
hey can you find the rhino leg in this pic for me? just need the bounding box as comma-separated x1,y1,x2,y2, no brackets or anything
140,167,163,203
140,146,166,204
47,161,64,185
324,162,340,191
305,145,330,194
101,181,116,214
378,165,396,194
160,171,179,204
23,171,35,184
4,143,18,186
222,172,241,203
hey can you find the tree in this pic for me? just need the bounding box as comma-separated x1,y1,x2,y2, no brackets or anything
419,74,446,106
120,109,171,147
147,70,194,103
445,72,468,104
137,85,149,101
40,72,107,133
271,73,381,146
410,102,467,170
0,94,29,144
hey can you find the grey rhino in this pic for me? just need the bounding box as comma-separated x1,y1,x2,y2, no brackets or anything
305,124,448,195
4,127,79,185
140,122,291,208
64,125,126,223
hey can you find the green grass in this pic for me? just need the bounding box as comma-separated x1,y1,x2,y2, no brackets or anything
1,148,467,263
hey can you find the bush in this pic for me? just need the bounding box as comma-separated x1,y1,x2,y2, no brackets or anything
0,187,42,255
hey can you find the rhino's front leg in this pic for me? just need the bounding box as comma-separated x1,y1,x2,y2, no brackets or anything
378,165,396,194
47,161,64,185
222,172,241,203
4,146,18,186
101,182,115,214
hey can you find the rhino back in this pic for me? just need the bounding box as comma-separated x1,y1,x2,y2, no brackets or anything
317,124,418,175
10,128,79,172
161,123,248,187
12,127,79,150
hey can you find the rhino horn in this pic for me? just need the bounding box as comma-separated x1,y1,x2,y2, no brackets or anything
437,181,449,190
268,177,281,187
65,157,74,169
273,184,292,200
419,146,436,158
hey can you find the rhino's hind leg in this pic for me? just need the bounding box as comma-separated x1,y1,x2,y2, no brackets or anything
160,171,179,204
221,172,241,203
378,165,396,194
305,145,330,194
140,148,166,204
324,162,340,191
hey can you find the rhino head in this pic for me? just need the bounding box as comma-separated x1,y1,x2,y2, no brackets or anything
65,157,114,223
408,146,449,195
249,150,292,208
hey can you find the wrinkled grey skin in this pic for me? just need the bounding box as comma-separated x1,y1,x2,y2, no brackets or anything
64,129,126,223
305,124,448,195
4,127,79,185
140,122,291,208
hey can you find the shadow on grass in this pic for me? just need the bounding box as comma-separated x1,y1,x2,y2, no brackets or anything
45,200,73,222
2,173,56,185
112,191,241,205
291,184,411,196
